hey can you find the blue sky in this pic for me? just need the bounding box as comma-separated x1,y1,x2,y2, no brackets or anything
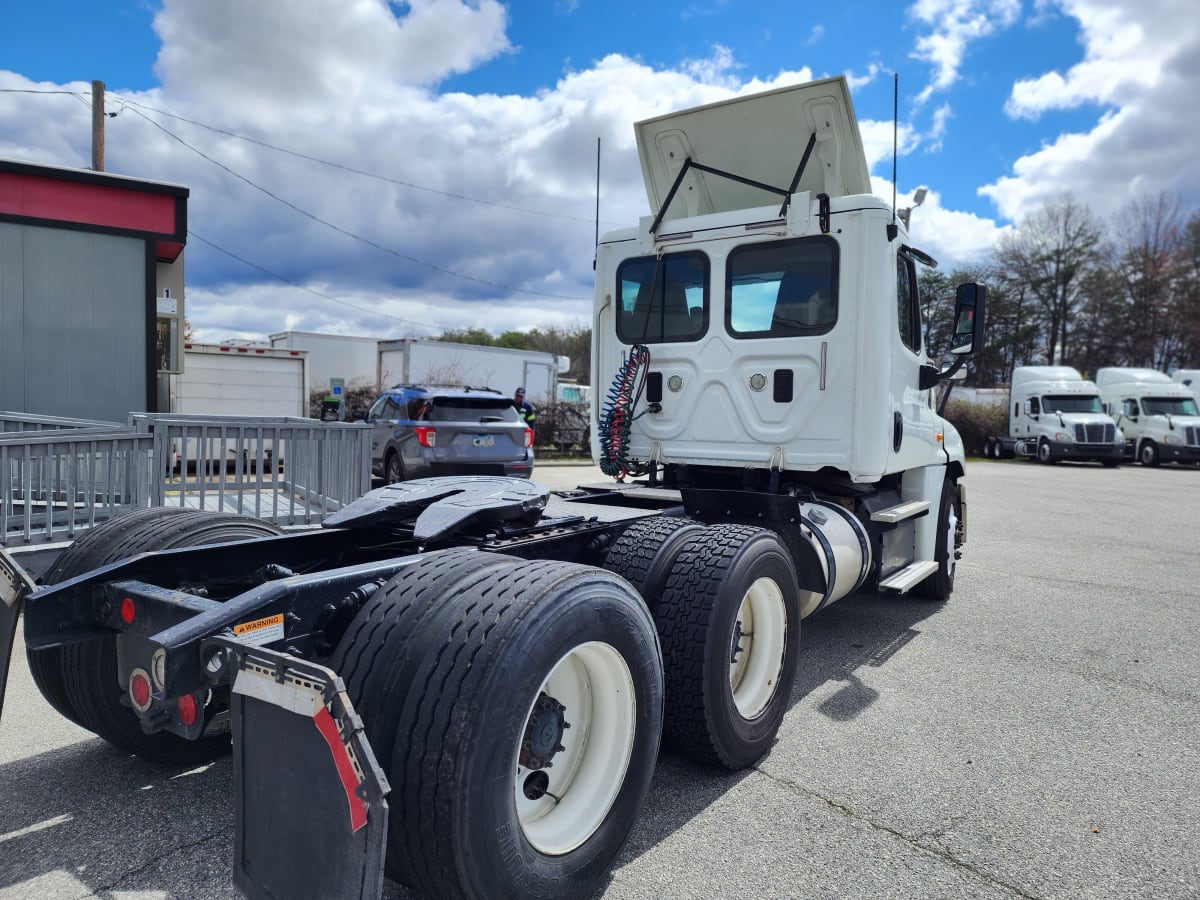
1,0,1197,343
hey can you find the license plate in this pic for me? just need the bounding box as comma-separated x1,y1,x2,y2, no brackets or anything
472,435,495,448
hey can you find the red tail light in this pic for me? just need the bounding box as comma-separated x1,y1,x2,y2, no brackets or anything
129,670,152,711
414,426,437,448
524,428,534,448
120,597,136,624
176,693,199,727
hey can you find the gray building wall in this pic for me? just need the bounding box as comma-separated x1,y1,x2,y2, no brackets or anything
1,222,149,423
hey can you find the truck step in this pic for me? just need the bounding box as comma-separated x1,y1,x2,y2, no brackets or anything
878,560,938,593
870,500,931,523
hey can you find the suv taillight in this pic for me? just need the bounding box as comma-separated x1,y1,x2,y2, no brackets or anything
524,428,534,448
414,426,437,448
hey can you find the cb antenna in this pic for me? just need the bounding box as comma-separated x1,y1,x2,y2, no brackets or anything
888,72,899,241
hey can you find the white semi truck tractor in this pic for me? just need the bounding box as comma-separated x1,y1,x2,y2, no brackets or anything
982,366,1124,465
1097,367,1200,466
1,76,986,900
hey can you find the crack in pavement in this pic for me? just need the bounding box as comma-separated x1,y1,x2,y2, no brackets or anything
93,827,229,895
755,768,1041,899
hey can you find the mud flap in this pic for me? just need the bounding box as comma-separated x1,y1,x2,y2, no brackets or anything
0,550,38,723
207,638,390,900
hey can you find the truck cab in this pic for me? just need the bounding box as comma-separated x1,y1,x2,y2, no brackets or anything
1002,366,1123,465
1097,367,1200,466
592,77,986,603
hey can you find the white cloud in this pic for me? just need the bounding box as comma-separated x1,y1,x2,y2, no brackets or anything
871,179,1009,268
1005,1,1167,119
982,0,1200,222
154,0,512,101
908,0,1021,103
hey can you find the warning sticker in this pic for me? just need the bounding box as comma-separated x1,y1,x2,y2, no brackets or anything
232,613,285,646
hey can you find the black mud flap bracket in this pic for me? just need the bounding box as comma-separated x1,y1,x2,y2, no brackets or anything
205,637,390,900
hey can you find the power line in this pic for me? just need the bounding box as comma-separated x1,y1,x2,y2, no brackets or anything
114,97,621,227
127,106,588,301
0,88,81,96
188,229,442,331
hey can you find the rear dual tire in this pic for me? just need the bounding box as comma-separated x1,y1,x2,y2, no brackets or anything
654,525,800,769
605,519,802,770
332,550,663,899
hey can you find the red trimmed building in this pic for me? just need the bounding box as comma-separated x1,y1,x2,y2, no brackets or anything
0,159,188,421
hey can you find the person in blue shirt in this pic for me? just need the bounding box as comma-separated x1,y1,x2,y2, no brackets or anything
513,387,536,437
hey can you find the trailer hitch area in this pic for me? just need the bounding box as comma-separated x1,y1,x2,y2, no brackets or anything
204,636,390,900
0,549,39,725
324,475,551,542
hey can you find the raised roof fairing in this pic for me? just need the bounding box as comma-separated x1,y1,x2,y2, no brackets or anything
635,76,871,221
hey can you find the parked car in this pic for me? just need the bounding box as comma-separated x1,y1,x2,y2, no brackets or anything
366,384,534,483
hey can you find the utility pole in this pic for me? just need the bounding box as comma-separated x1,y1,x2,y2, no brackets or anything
91,80,105,171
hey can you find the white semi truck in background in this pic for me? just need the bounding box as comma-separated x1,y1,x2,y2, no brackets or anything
982,366,1123,465
1,76,986,899
1097,367,1200,466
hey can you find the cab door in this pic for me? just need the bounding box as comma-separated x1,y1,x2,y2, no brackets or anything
887,251,939,472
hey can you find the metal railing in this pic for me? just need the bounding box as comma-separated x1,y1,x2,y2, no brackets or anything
132,414,372,525
1,425,154,546
2,412,373,548
1,411,126,434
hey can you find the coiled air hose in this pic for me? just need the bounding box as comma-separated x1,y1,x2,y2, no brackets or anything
598,344,650,480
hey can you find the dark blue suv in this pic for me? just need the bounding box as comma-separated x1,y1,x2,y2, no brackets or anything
366,385,534,484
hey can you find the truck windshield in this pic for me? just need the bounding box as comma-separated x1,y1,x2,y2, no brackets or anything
1042,395,1102,414
1142,397,1199,416
616,251,708,344
726,237,838,337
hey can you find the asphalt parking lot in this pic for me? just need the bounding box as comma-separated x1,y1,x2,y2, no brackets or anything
1,459,1197,899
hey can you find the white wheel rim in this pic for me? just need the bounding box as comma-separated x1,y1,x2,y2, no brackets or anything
515,641,636,855
728,576,787,719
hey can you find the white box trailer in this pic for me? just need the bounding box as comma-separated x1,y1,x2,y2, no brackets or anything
1097,367,1200,466
268,330,379,390
982,366,1124,465
168,342,309,468
376,339,564,403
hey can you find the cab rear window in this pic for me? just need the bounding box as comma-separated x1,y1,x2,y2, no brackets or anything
616,251,708,344
726,237,838,337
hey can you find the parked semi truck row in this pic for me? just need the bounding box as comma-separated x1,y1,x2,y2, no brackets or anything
982,366,1123,465
0,76,987,899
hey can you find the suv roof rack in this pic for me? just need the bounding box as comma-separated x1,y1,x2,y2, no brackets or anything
384,384,504,395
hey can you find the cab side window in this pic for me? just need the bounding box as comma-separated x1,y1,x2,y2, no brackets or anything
1123,399,1140,417
1029,397,1041,415
897,255,921,353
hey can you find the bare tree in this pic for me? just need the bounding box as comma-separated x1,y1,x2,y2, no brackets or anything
995,195,1102,365
1170,210,1200,368
1112,193,1185,369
